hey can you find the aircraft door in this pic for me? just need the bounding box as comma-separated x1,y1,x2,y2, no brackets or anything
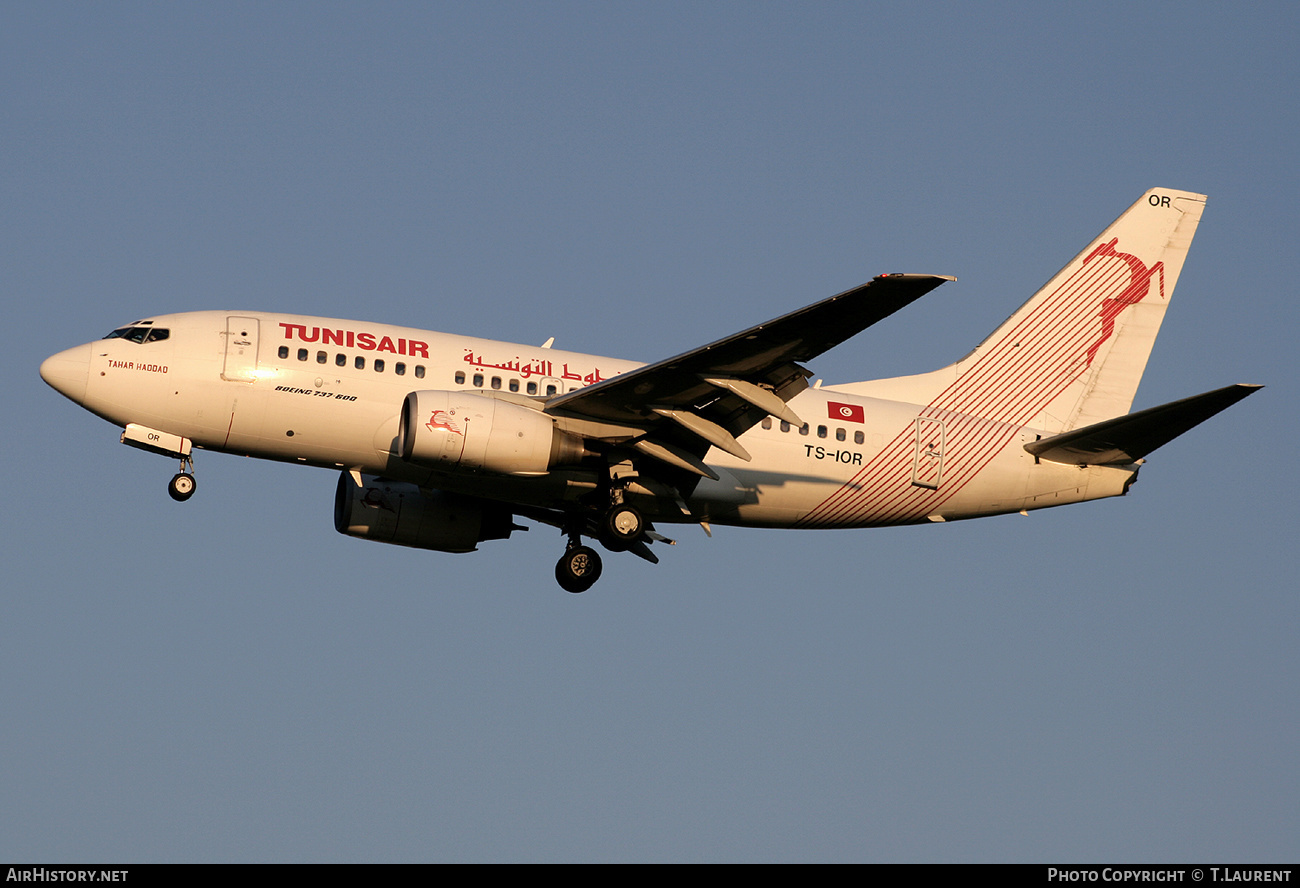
911,416,945,489
222,316,260,382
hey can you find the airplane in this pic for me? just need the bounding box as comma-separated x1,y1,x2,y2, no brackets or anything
40,188,1261,592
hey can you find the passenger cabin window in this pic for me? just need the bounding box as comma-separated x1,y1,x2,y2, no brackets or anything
527,381,538,395
508,379,519,393
355,356,365,370
278,346,289,359
854,430,864,445
491,376,502,390
415,366,425,379
374,359,385,372
473,373,484,387
799,423,809,436
761,417,772,430
297,348,308,361
835,427,846,442
395,362,406,376
316,351,327,364
335,353,346,367
455,371,465,385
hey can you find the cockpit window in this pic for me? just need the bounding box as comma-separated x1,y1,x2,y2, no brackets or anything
103,326,169,344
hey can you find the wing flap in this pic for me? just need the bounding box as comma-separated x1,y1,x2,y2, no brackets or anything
632,439,719,479
700,376,804,427
652,408,752,461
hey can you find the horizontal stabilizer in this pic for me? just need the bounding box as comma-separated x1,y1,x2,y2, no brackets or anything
1024,384,1262,466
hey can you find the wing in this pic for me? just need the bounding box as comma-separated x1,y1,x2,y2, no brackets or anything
545,273,954,478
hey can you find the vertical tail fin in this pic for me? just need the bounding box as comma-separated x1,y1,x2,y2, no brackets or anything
941,188,1206,433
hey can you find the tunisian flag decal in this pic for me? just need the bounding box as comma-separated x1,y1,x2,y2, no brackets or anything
827,401,865,423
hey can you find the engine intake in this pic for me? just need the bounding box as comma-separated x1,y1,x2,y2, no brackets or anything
397,390,585,475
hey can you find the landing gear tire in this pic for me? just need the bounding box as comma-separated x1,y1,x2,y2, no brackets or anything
601,505,643,550
555,545,603,593
168,472,196,502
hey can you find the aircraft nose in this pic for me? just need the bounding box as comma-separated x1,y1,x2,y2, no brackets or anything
40,343,92,403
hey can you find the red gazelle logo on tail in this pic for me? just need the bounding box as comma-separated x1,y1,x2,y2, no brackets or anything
1083,238,1165,367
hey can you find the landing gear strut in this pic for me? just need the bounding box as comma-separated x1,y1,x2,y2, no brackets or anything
167,455,196,502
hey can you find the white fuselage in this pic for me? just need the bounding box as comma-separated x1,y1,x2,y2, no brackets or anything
42,309,1135,529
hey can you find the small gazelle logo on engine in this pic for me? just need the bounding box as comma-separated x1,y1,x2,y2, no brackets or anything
426,410,463,436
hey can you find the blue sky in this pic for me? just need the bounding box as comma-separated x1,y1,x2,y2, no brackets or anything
3,3,1296,862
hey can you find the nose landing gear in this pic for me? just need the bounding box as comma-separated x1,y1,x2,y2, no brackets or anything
167,455,196,502
119,424,197,503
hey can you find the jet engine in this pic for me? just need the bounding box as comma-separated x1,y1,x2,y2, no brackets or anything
397,390,586,475
334,471,516,553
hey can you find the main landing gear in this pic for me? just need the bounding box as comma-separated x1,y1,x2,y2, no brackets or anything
167,455,196,502
553,503,635,593
550,463,674,593
603,504,643,549
552,502,658,593
555,543,603,594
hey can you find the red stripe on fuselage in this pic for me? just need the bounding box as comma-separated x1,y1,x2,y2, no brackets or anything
795,241,1158,527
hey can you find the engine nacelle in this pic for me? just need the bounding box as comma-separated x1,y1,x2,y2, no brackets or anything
333,471,515,553
397,390,584,475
